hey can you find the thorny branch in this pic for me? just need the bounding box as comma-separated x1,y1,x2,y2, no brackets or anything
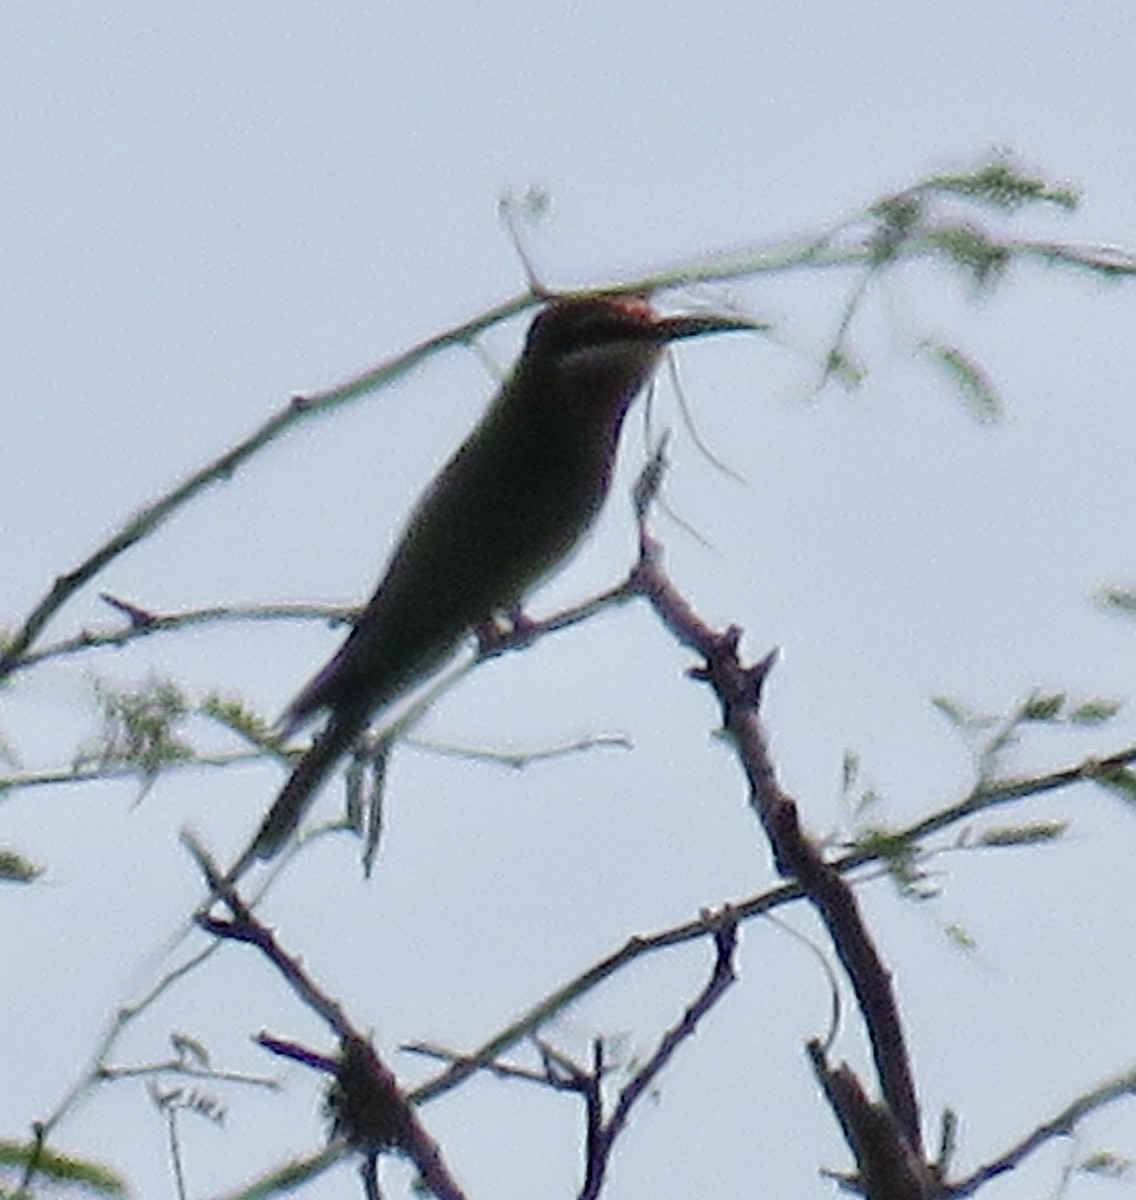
808,1043,939,1200
196,869,467,1200
631,529,925,1167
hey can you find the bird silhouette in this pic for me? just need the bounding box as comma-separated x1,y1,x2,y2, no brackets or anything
244,294,754,865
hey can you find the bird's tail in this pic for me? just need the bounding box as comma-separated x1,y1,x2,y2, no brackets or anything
226,712,367,881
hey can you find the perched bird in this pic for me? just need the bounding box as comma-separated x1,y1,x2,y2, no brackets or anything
247,294,753,862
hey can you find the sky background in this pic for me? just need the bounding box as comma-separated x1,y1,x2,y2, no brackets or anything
4,3,1136,1199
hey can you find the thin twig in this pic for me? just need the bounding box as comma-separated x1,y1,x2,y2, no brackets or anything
580,915,740,1200
0,294,537,681
948,1065,1136,1197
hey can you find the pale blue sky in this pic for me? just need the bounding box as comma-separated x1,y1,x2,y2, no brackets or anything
4,4,1136,1198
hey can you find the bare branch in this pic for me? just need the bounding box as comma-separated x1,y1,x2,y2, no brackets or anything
632,530,924,1155
949,1066,1136,1197
197,886,467,1200
0,293,537,681
809,1043,939,1200
580,914,740,1200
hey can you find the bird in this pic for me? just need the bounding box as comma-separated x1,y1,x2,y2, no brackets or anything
245,293,754,864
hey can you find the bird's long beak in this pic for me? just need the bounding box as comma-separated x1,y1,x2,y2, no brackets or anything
652,312,767,343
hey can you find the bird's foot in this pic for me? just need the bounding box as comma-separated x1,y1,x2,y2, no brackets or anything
475,606,537,657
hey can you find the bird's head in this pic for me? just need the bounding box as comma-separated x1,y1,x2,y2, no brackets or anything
519,294,757,409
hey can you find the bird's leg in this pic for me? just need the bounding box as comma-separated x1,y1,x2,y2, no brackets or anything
474,606,537,657
473,613,509,656
504,603,537,638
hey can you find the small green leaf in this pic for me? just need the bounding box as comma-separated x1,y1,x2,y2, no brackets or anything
853,827,934,899
0,848,41,883
978,821,1067,847
77,676,193,783
926,224,1011,292
171,1030,211,1069
632,437,670,519
1099,588,1136,615
943,923,977,952
868,194,925,264
931,696,969,728
1078,1150,1132,1179
1020,692,1065,722
0,1138,129,1197
855,787,883,816
924,160,1079,213
840,748,861,795
919,339,1003,423
824,347,867,391
1090,765,1136,807
201,692,276,747
930,696,997,731
1068,698,1122,726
